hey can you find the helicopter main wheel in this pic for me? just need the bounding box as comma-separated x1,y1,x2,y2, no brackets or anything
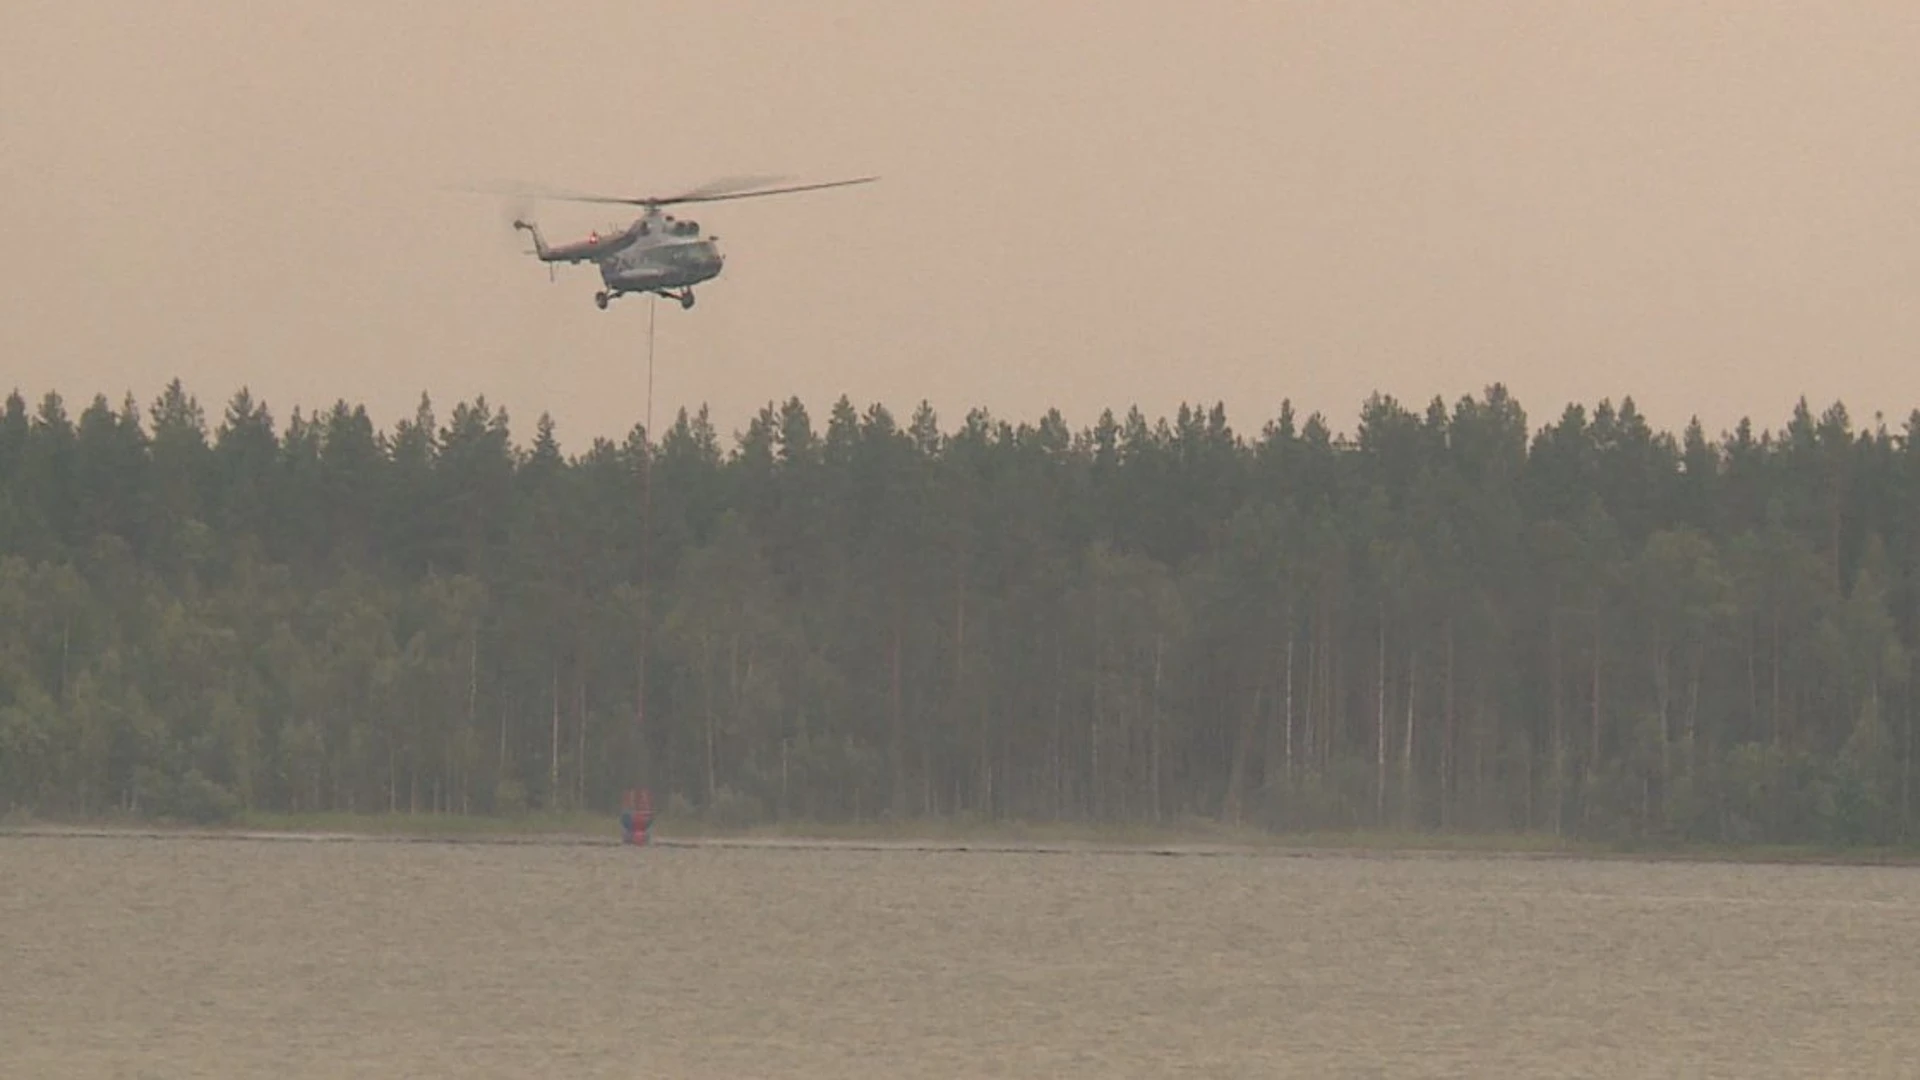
594,291,610,310
678,291,696,310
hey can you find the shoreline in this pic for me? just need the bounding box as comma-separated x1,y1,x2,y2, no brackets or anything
5,812,1920,869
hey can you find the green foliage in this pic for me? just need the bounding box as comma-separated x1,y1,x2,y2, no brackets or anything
2,380,1919,849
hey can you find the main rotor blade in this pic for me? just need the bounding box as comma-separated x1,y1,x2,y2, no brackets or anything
449,180,629,205
665,174,794,201
650,176,880,206
491,175,879,208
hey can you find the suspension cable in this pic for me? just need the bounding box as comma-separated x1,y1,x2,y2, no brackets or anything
635,292,657,796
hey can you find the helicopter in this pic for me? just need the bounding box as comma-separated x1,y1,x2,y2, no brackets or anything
495,175,878,310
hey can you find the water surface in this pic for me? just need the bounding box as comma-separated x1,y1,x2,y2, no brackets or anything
3,834,1915,1077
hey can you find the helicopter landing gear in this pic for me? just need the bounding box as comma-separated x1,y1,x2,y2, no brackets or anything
595,287,694,311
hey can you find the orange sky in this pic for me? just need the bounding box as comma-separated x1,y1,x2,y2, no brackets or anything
4,1,1918,450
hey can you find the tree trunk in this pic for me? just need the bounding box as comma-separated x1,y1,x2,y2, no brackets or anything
576,659,587,810
1403,648,1417,829
1654,631,1672,795
1375,604,1387,826
703,637,717,808
1051,636,1066,818
1150,635,1164,824
1905,688,1914,840
1687,641,1704,765
923,692,936,818
1284,629,1295,786
1771,604,1783,747
1442,617,1455,829
550,661,561,811
1549,597,1563,837
953,558,976,814
1327,608,1342,778
467,630,478,812
1304,631,1318,780
1590,605,1603,799
1090,582,1104,822
982,698,995,820
1224,682,1262,826
890,598,907,816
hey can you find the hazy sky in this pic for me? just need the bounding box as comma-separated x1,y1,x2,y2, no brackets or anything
5,1,1919,450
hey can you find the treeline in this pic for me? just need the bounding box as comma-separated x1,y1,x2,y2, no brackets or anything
1,378,1916,846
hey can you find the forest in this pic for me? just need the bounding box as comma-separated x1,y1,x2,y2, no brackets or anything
1,377,1916,848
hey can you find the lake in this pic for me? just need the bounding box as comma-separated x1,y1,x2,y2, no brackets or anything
3,832,1916,1077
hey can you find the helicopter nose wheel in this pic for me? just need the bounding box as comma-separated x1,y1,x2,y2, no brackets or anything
678,291,695,310
594,291,610,310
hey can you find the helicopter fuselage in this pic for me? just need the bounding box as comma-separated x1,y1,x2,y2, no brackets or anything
599,233,725,294
500,174,874,311
538,231,636,264
517,210,723,309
